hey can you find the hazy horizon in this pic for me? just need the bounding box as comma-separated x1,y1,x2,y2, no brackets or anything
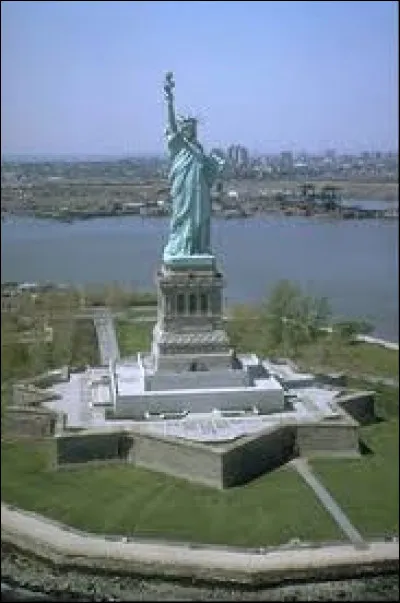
1,147,398,164
1,1,398,156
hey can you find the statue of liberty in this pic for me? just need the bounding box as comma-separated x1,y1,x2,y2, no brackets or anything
163,72,225,265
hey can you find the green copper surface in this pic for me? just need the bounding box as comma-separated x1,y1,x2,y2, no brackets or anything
163,72,225,265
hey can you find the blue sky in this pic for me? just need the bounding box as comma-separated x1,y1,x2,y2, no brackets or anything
1,0,398,156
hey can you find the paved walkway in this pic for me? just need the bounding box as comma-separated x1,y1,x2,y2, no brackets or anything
290,459,367,549
93,309,120,364
1,504,398,585
319,327,399,350
305,366,398,388
358,335,398,351
355,374,399,388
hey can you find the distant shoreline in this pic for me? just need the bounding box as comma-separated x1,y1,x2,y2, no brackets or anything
1,203,398,223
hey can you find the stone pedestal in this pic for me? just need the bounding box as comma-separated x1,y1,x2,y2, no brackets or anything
151,259,232,372
111,257,284,419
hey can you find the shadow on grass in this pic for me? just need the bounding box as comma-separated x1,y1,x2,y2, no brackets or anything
229,447,298,488
358,439,373,456
357,413,385,427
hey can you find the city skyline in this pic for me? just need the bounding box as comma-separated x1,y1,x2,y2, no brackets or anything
2,148,398,163
1,0,398,156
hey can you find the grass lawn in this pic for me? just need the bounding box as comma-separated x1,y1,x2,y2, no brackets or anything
226,315,398,379
310,385,399,539
1,438,343,547
3,315,396,546
124,307,157,318
115,320,152,357
296,339,399,379
1,317,99,382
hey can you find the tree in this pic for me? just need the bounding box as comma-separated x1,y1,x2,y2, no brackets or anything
332,319,373,345
263,280,331,357
299,294,331,341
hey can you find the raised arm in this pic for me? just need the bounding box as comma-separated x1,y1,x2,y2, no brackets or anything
164,72,177,134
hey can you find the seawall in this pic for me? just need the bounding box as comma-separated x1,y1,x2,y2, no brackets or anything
2,504,398,587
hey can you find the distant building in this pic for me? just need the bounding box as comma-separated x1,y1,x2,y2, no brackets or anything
227,145,249,167
280,151,294,172
238,146,249,166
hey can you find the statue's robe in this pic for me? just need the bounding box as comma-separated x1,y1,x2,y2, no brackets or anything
164,130,221,259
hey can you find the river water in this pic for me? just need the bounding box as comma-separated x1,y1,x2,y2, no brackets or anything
1,215,398,341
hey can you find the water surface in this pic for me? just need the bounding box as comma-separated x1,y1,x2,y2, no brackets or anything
1,215,398,341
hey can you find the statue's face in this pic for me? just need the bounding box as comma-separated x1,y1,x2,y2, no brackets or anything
181,120,197,141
